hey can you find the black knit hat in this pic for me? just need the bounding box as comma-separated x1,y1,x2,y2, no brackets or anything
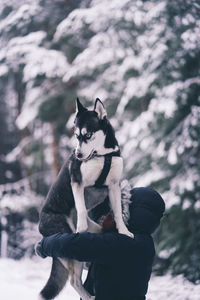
128,187,165,234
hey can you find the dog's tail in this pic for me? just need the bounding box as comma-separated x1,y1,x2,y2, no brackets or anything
39,258,69,300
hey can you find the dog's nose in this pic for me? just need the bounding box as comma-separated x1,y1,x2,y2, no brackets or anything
77,152,83,159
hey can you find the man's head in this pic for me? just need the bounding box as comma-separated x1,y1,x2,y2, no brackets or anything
97,186,165,234
128,187,165,234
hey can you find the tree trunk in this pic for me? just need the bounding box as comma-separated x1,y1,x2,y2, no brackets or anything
51,123,60,177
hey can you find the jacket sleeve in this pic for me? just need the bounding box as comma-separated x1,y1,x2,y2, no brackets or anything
41,232,136,264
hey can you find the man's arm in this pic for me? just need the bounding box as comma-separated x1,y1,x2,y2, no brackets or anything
36,232,135,264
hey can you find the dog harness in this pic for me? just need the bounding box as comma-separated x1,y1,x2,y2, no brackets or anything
94,150,121,187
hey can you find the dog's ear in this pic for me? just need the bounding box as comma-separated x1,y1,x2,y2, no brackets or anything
76,98,87,114
94,98,107,119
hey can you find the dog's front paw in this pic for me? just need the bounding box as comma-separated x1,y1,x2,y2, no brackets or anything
80,296,95,300
76,221,88,232
119,228,134,238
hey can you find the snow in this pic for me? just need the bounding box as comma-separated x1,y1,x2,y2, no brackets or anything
0,191,41,213
8,31,46,48
167,147,178,165
5,137,31,161
134,168,167,187
148,274,200,300
55,0,131,41
0,3,40,35
0,217,8,258
15,88,44,130
23,48,69,82
181,23,200,51
0,64,8,76
0,257,200,300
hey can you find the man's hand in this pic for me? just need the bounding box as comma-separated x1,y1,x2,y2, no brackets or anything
102,214,117,233
35,240,47,258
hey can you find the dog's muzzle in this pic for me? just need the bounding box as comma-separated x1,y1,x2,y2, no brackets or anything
76,150,97,162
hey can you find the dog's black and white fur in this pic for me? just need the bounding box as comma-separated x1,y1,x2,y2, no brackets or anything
38,98,132,300
72,98,132,237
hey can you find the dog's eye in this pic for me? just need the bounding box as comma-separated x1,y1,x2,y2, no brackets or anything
85,132,92,139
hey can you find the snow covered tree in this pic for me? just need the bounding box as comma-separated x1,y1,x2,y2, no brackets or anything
53,0,200,281
148,0,200,282
0,0,81,258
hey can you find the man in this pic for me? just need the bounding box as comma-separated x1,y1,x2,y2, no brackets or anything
36,187,165,300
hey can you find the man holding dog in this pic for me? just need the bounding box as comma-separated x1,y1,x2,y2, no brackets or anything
36,186,165,300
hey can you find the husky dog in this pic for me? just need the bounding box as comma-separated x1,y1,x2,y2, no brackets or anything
38,98,133,300
72,98,133,237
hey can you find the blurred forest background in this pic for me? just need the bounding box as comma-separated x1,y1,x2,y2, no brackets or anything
0,0,199,284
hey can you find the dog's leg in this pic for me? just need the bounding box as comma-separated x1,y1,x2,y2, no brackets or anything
72,183,88,232
87,216,101,233
68,260,95,300
109,182,134,238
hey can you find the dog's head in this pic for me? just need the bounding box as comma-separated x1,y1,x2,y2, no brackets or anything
74,98,110,161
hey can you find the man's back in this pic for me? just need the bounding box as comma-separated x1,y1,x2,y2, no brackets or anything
82,232,155,300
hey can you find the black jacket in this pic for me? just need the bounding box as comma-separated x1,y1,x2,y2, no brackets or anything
39,187,165,300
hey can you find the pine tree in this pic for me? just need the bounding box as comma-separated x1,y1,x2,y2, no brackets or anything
0,0,81,258
150,0,200,282
54,0,200,281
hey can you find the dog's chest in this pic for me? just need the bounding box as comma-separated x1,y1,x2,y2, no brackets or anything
81,157,104,185
81,156,123,186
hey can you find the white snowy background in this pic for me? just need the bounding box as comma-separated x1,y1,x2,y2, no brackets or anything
1,257,200,300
